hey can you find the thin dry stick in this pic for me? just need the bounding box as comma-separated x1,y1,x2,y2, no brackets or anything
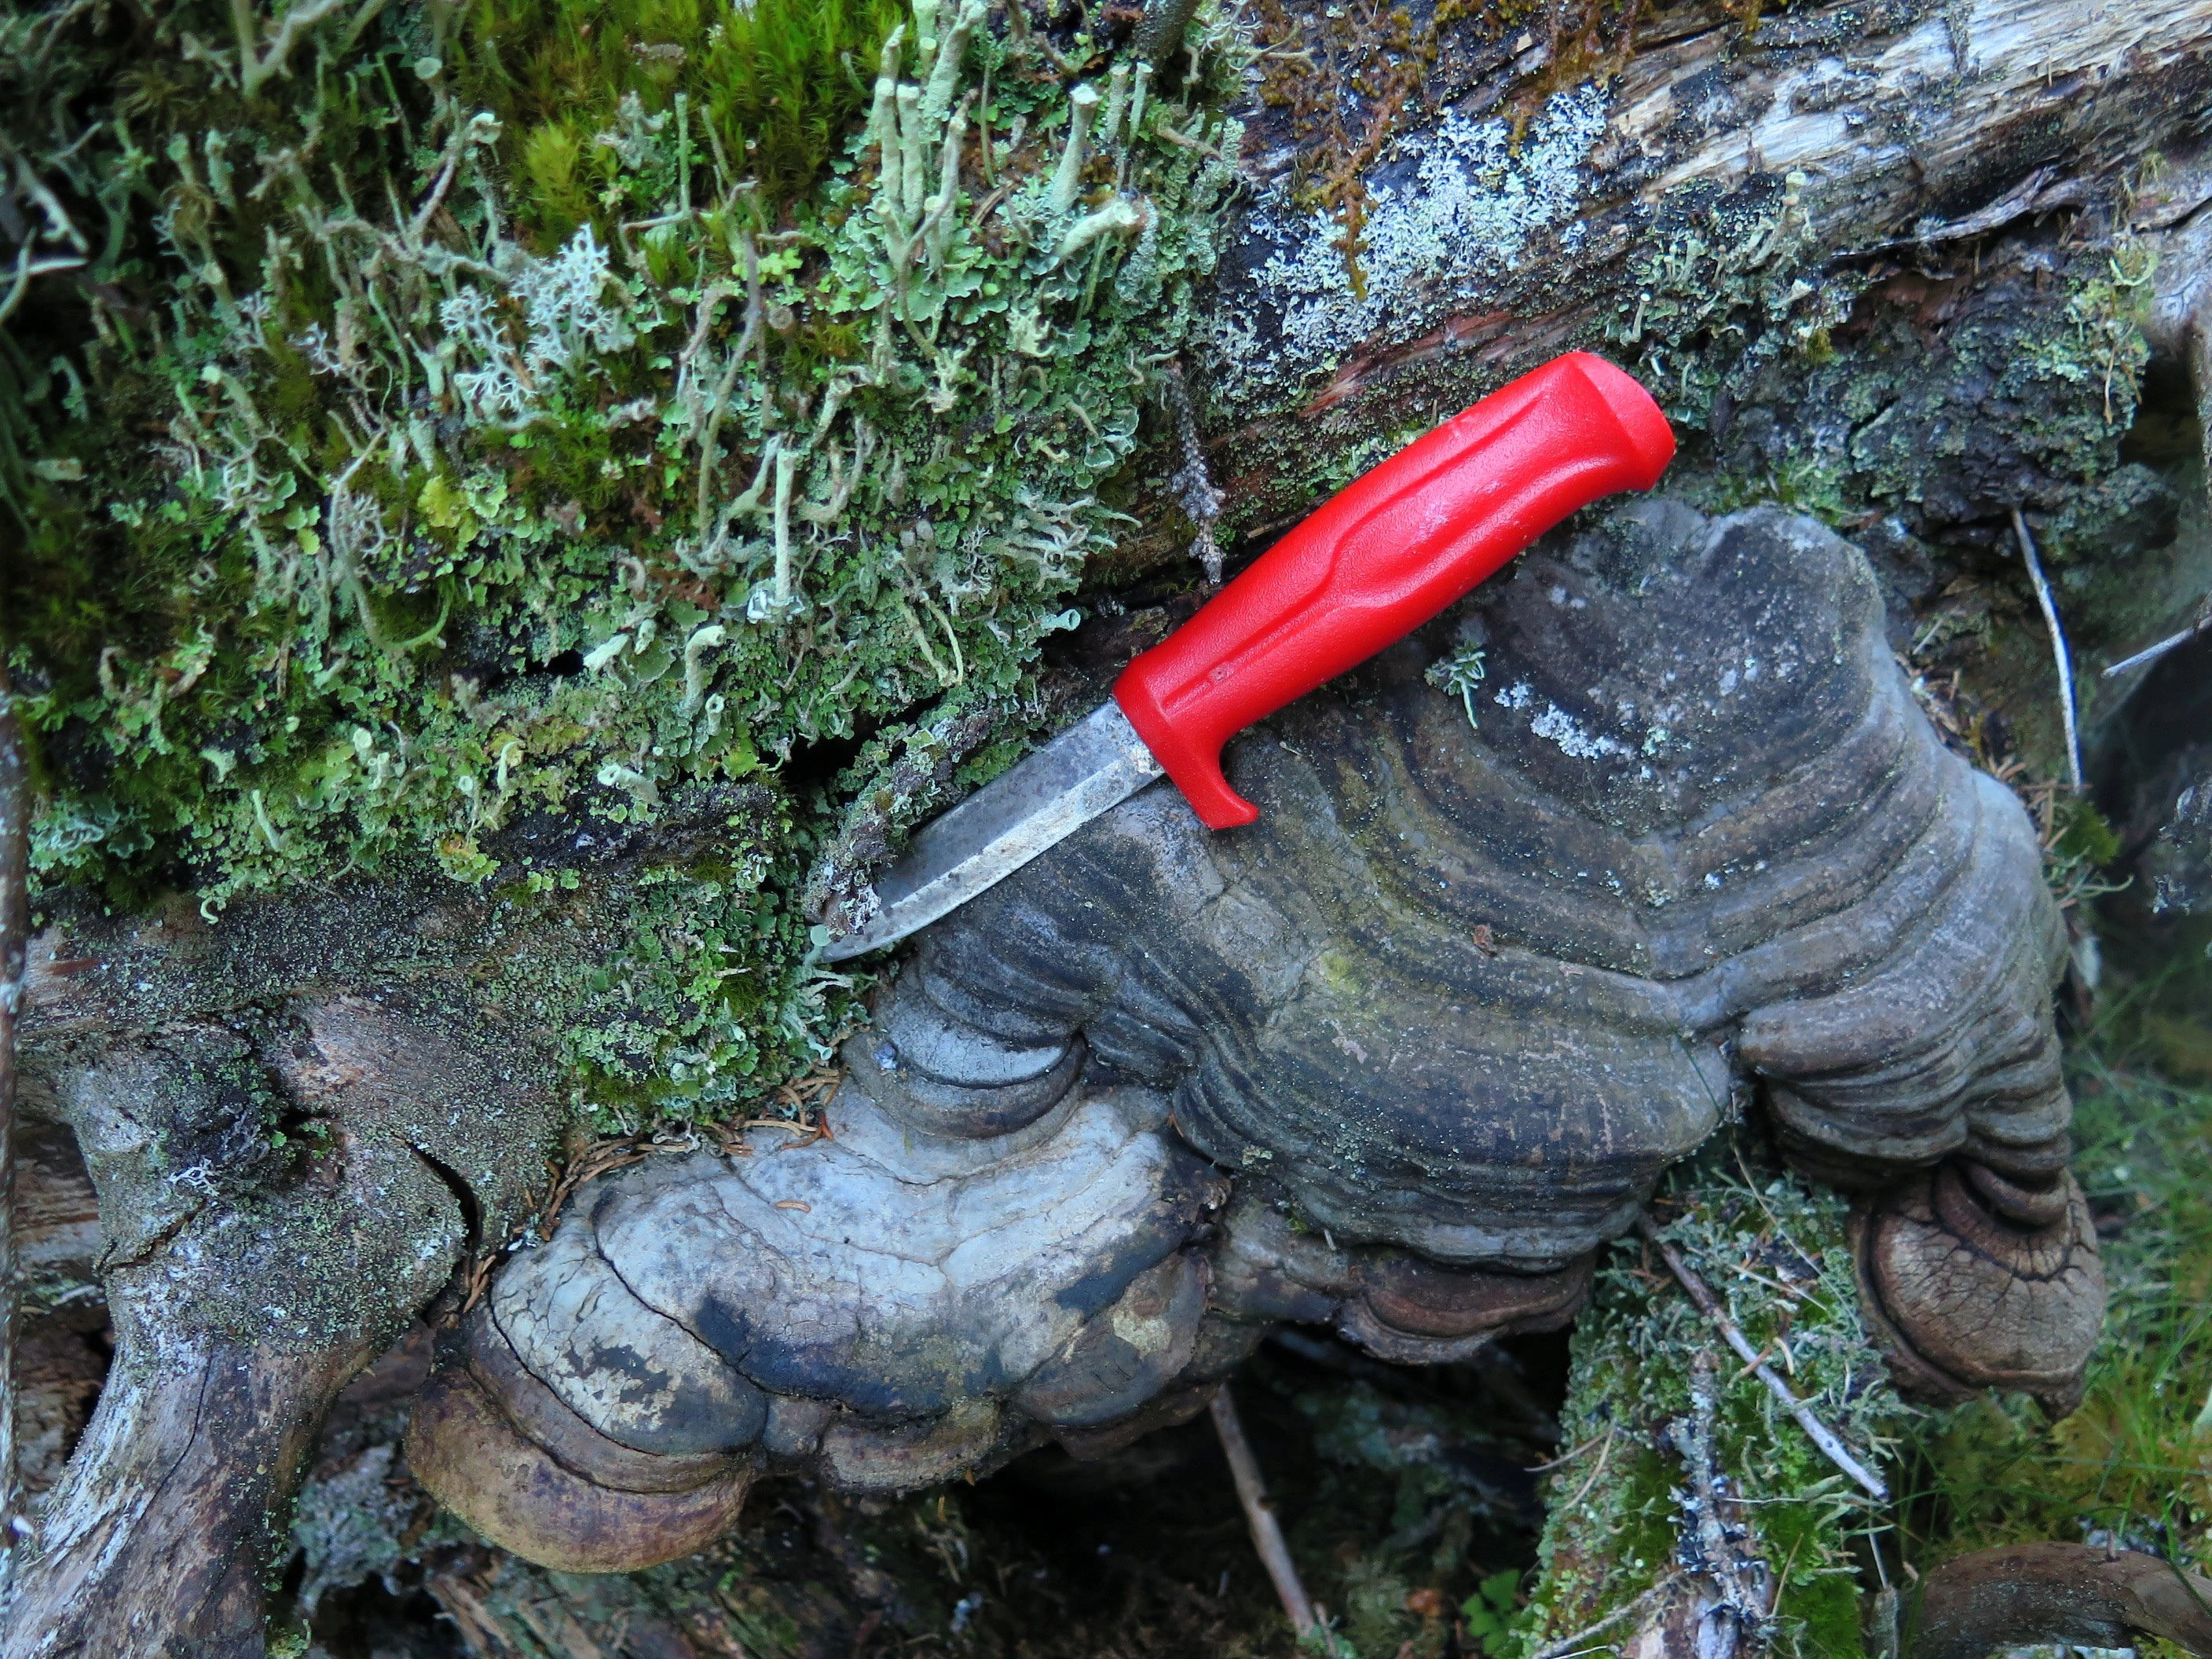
0,668,28,1580
1211,1386,1334,1651
1526,1573,1686,1659
2102,595,2212,679
2011,508,2082,790
1635,1216,1888,1501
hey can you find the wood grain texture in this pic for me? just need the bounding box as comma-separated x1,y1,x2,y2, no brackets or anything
1196,0,2212,529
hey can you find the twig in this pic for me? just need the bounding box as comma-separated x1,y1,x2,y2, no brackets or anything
2102,595,2212,679
1526,1428,1610,1473
1526,1573,1685,1659
2011,508,2082,790
1635,1216,1889,1500
1152,121,1227,161
1211,1386,1336,1652
0,667,28,1578
1562,1425,1616,1512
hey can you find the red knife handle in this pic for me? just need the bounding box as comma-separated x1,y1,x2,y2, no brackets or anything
1112,351,1675,829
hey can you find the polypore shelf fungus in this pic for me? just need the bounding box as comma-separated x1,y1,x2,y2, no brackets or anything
412,499,2105,1573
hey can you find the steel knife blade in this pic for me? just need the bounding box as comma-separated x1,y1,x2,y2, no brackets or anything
819,351,1675,962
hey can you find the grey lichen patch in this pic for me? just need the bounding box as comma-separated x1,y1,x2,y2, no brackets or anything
1517,1137,1909,1659
1203,85,1612,418
288,1445,423,1622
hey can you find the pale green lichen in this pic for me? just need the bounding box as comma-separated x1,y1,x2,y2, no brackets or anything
2,0,1249,1117
1425,638,1488,727
1607,171,1866,428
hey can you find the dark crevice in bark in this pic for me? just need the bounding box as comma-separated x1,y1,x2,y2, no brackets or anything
408,1144,483,1260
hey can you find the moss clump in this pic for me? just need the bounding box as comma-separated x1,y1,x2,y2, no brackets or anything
1517,1133,1910,1659
452,0,908,243
1607,170,1866,433
2,0,1248,1118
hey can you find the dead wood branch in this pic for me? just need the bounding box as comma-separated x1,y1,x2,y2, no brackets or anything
1654,1352,1774,1659
2103,595,2212,679
2011,509,2082,790
1199,0,2212,538
1636,1216,1888,1500
0,673,25,1591
1,994,557,1655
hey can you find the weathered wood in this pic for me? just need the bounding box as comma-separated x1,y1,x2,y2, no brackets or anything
1910,1542,2212,1659
1194,0,2212,526
9,1116,103,1507
5,1335,367,1657
1,1000,561,1657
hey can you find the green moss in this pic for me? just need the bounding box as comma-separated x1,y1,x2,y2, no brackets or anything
1516,1133,1910,1659
1679,243,2155,543
452,0,907,245
3,0,1249,1120
1520,925,2212,1651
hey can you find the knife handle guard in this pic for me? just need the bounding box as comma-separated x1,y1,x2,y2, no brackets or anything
1113,351,1675,830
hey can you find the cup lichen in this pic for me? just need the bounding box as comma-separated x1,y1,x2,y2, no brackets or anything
2,0,1249,1119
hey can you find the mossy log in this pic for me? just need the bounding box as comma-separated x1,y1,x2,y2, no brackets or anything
1192,0,2212,524
5,0,2210,1650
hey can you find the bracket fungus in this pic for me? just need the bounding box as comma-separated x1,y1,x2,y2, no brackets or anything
414,500,2104,1569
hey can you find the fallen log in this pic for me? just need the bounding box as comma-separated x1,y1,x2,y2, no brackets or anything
1194,0,2212,530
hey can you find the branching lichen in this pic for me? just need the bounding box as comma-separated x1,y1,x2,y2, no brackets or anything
2,0,1248,1119
1608,171,1866,427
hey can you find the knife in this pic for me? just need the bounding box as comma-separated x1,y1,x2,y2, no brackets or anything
819,350,1675,962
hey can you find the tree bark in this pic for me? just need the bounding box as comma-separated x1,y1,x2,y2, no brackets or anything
2,984,562,1657
1189,0,2212,529
4,1336,367,1657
